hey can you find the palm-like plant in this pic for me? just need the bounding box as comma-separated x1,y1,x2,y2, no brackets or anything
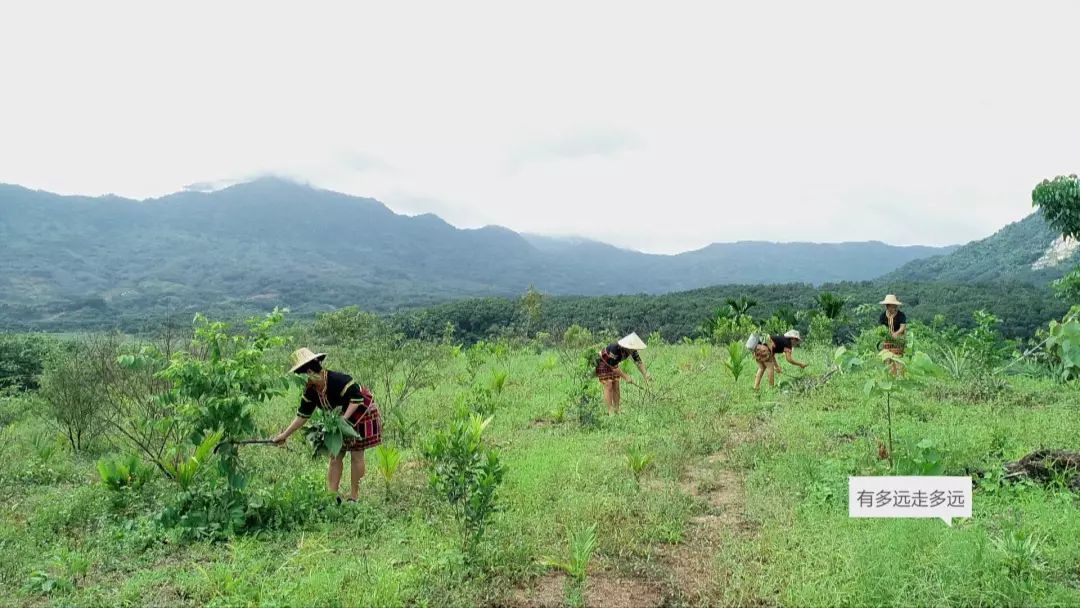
772,305,799,328
815,292,848,320
624,446,654,487
725,297,758,322
372,444,402,502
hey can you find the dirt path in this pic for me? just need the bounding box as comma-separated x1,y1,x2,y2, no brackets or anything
658,421,765,607
508,402,768,608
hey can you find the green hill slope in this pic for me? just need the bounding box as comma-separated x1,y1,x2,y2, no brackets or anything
884,212,1078,284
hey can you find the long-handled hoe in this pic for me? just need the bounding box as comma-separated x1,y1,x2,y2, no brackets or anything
213,439,278,453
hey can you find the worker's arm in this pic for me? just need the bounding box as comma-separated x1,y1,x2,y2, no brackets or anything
341,400,363,420
273,416,307,444
893,323,908,338
635,359,652,382
785,350,807,369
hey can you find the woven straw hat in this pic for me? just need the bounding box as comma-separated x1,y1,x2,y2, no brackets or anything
288,347,326,373
617,332,647,350
783,330,802,341
879,294,903,306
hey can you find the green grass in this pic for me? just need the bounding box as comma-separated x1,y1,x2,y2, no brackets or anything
1,343,1078,606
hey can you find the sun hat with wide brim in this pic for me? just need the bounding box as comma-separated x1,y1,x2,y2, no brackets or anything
879,294,903,306
783,330,802,341
617,332,647,351
288,347,326,373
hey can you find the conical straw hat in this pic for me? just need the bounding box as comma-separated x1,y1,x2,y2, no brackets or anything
879,294,903,306
288,347,326,373
617,332,647,350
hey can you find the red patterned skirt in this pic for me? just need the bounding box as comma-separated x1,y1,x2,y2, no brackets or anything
881,341,905,356
344,405,382,451
595,352,621,382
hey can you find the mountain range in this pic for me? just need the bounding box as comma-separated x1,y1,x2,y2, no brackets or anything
3,177,1066,330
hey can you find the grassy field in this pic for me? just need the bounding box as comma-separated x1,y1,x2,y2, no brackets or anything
1,341,1078,607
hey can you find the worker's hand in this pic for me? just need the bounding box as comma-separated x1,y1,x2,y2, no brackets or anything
272,433,288,446
644,373,653,383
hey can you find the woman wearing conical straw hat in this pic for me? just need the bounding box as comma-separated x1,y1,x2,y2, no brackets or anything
272,348,382,503
879,294,908,375
595,333,652,414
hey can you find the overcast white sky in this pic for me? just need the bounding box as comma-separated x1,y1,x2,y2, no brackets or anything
2,1,1079,253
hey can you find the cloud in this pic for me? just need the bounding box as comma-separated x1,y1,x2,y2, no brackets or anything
505,128,641,173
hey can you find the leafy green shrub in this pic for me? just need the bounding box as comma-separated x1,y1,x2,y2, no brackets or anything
423,411,505,553
1045,306,1080,381
896,438,946,476
711,316,758,346
863,351,946,468
39,338,112,452
159,309,290,490
808,314,839,346
157,482,249,542
97,453,153,491
1051,265,1080,303
0,334,56,392
244,475,339,531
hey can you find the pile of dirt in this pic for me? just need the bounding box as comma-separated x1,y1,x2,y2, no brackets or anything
1004,450,1080,491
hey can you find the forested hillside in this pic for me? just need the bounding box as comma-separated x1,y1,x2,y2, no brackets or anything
885,212,1078,283
0,179,955,330
395,280,1063,342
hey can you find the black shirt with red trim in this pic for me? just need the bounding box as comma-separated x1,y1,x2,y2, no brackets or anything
297,370,370,419
601,343,642,367
880,310,908,333
769,335,795,354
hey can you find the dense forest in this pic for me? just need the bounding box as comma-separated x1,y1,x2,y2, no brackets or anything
393,280,1067,344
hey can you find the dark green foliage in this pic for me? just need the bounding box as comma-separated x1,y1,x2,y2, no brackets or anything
1032,174,1080,240
303,407,361,459
1052,266,1080,304
400,281,1066,344
0,334,55,391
